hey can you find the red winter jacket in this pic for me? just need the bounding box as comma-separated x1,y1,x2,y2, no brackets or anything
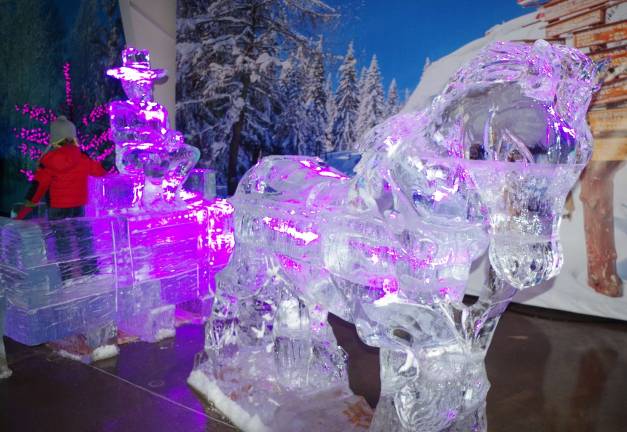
27,144,107,208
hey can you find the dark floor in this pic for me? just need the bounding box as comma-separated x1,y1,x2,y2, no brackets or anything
1,306,626,432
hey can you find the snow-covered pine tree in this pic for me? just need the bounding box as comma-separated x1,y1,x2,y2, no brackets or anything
274,48,308,156
323,73,336,153
332,42,359,152
176,0,336,194
354,66,368,138
386,78,400,118
302,39,327,156
357,66,367,105
355,54,385,143
177,0,275,191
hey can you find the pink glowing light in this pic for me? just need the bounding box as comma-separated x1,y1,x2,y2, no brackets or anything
15,104,56,124
299,159,348,180
82,104,108,126
14,63,113,179
63,63,73,112
262,216,319,245
19,169,35,181
276,254,303,272
368,275,399,303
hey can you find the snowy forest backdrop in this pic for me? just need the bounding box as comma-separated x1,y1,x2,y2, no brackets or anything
0,0,125,215
176,0,404,194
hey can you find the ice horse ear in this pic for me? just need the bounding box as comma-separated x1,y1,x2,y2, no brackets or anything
520,39,560,103
550,44,604,126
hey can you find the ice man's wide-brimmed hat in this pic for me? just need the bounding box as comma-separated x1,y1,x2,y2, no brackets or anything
106,47,166,82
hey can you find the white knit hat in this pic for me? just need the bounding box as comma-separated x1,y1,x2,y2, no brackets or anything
49,116,77,144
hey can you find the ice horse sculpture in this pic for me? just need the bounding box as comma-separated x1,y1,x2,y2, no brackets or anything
189,40,600,430
107,47,200,209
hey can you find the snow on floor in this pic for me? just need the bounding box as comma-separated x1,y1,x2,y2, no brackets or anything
188,369,270,432
155,328,176,342
91,344,120,362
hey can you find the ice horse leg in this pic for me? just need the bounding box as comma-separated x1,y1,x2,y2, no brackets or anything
369,268,515,432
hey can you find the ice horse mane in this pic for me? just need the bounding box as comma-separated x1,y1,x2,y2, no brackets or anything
358,40,601,165
433,40,600,123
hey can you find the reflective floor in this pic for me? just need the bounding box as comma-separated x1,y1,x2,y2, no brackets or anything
1,305,626,431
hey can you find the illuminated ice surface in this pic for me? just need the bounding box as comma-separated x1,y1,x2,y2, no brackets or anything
189,41,600,430
0,48,233,370
0,198,233,350
0,216,119,361
99,47,232,342
107,47,200,210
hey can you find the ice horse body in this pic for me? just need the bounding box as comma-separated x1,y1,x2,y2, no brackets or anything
192,40,599,430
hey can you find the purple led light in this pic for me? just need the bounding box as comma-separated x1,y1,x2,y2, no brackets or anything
261,216,319,245
276,254,303,272
298,159,349,180
13,63,113,178
367,276,399,301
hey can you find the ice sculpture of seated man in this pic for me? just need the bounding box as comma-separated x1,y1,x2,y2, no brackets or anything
191,40,600,431
107,47,199,210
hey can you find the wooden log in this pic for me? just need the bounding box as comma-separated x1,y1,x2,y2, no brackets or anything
588,107,627,136
574,20,627,48
591,78,627,105
546,8,605,38
510,38,566,44
579,160,623,297
590,136,627,161
539,0,607,22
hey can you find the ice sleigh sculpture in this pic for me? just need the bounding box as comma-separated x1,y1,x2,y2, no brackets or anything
0,198,232,357
189,40,601,431
0,48,234,374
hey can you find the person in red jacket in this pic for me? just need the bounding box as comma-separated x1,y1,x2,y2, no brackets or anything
16,116,111,279
16,116,109,220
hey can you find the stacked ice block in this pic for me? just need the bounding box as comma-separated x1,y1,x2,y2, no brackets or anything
85,168,217,217
0,196,233,352
112,199,234,342
184,168,217,201
0,216,119,362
